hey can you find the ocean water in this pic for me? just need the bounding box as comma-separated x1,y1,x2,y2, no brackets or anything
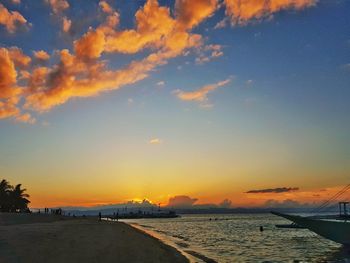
123,214,350,263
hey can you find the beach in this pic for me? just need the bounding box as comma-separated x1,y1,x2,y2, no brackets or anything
0,213,188,263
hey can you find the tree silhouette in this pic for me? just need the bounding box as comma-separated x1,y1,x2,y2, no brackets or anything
0,180,30,212
0,179,12,212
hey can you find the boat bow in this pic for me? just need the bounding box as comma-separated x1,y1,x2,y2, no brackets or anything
271,211,350,245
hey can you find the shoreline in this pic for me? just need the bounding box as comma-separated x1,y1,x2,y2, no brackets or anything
0,213,189,263
125,220,218,263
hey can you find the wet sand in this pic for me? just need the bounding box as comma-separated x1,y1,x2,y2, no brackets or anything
0,213,188,263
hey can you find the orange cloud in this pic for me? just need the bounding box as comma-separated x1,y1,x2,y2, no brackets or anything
23,0,204,112
74,29,106,59
104,0,176,54
19,70,30,80
0,48,21,99
47,0,69,14
98,12,120,35
33,50,50,61
174,78,231,103
0,0,322,124
27,67,50,91
149,138,162,144
0,48,34,123
175,0,218,29
0,98,20,120
46,0,71,35
62,16,71,33
1,0,210,122
224,0,317,25
8,47,31,68
24,48,157,111
15,112,36,124
99,1,113,14
0,3,27,33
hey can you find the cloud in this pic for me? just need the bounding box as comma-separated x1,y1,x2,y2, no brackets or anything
24,48,170,111
33,50,50,61
0,48,21,99
0,48,34,123
104,0,176,54
12,0,21,4
0,99,20,120
214,17,228,29
15,112,36,124
22,0,204,112
74,29,106,59
195,44,223,64
47,0,69,14
167,195,198,207
8,47,31,68
0,0,318,123
157,81,165,86
99,1,113,14
0,0,212,121
0,3,28,33
219,198,232,208
175,0,218,29
174,77,231,106
27,67,50,90
223,0,317,25
166,196,233,209
46,0,71,35
149,138,162,144
246,79,253,85
263,198,313,208
246,187,299,194
62,16,71,33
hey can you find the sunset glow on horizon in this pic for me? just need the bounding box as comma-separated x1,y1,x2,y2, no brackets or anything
0,0,349,208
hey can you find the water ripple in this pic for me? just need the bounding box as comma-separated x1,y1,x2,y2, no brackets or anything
124,214,350,262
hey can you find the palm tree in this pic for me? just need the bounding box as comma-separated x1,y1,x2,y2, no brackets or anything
0,179,12,212
0,180,31,213
9,184,30,212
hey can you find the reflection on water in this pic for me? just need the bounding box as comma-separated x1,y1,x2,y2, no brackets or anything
123,214,350,263
325,246,350,263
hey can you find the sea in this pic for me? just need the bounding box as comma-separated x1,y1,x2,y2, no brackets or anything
122,213,350,263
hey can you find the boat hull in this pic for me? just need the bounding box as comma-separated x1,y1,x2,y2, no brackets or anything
272,211,350,245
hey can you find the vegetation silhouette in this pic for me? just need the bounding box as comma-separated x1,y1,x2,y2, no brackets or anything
0,179,30,212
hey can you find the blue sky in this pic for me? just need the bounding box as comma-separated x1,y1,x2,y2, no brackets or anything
0,0,349,207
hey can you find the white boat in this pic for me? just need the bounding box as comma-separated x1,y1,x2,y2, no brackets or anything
272,210,350,245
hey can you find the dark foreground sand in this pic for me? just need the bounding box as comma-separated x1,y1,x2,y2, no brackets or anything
0,213,188,263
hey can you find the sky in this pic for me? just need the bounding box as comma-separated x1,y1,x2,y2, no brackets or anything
0,0,349,208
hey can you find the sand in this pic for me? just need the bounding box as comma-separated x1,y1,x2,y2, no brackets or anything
0,213,189,263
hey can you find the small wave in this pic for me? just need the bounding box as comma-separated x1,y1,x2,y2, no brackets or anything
172,234,190,241
139,224,154,229
154,229,168,235
175,241,190,248
185,250,218,263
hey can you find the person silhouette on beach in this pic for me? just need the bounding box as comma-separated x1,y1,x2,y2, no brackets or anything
99,212,102,221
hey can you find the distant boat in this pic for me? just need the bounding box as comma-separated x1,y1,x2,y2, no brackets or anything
272,209,350,245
